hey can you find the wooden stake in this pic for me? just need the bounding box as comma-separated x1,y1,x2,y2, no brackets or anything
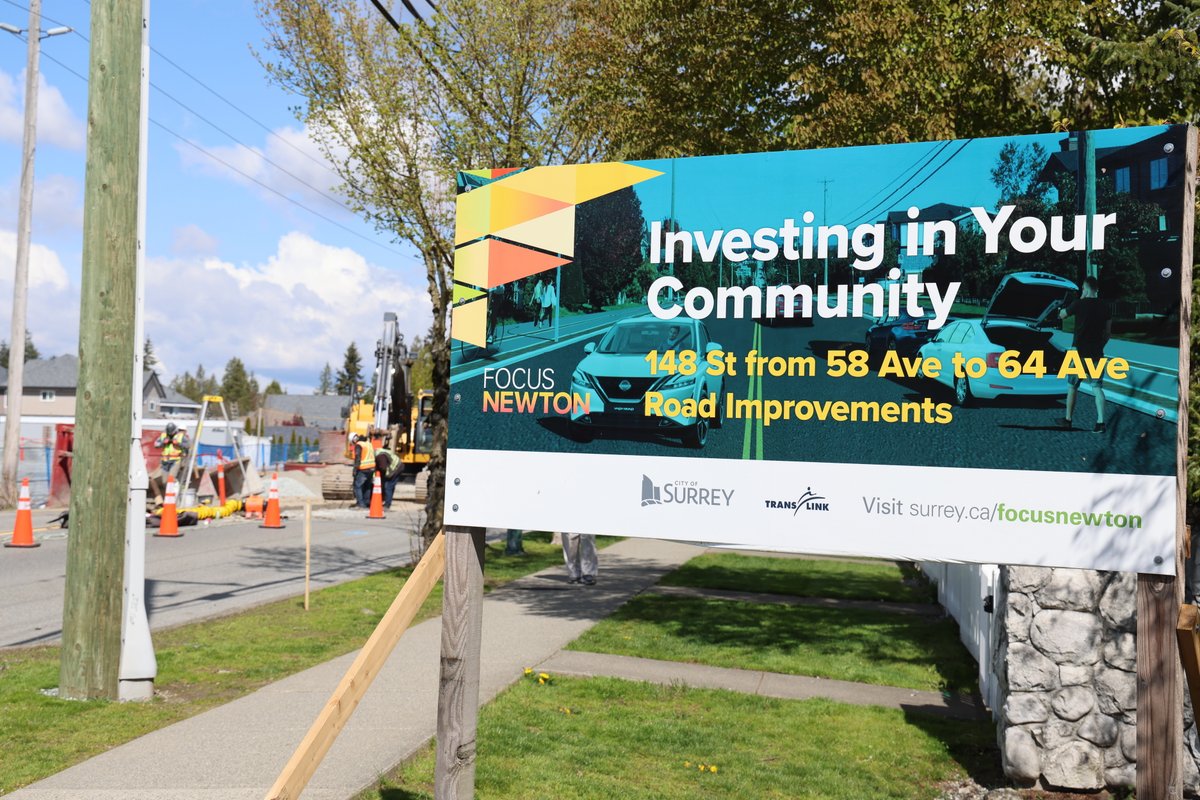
1135,122,1194,800
264,531,446,800
1178,604,1200,720
304,501,311,611
59,0,142,701
435,525,485,800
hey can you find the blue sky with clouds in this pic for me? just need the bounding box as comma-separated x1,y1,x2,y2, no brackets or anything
631,126,1171,237
0,0,431,393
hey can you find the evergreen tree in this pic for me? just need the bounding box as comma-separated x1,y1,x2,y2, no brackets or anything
221,358,258,413
265,379,284,395
0,331,39,370
316,362,334,395
143,338,158,370
335,342,364,396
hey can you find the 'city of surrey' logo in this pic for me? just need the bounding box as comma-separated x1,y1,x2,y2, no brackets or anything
764,487,829,515
642,475,734,507
641,475,662,506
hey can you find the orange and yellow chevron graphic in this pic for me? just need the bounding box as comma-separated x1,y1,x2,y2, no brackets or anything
452,162,662,347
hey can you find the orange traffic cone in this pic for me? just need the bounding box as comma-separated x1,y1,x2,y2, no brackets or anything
367,471,385,519
260,472,284,529
5,478,39,548
155,475,182,538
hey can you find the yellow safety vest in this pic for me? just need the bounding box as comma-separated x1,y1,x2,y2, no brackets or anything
357,440,376,470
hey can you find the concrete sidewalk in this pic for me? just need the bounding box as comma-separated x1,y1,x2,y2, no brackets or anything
7,537,703,800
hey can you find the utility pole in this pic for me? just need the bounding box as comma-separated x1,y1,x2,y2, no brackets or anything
0,1,70,507
60,0,142,701
1078,130,1098,280
819,179,833,286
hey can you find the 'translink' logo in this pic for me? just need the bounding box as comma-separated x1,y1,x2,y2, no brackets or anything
764,487,829,515
642,475,734,507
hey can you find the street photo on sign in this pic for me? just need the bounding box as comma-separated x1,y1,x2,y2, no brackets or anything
446,125,1189,574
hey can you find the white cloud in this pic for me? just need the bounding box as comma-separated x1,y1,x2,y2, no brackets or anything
0,229,70,291
0,233,80,355
170,223,219,256
0,173,84,236
0,70,85,151
146,231,429,384
174,123,350,216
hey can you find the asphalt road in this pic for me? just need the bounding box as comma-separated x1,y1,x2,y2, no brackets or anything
450,315,1176,476
0,505,425,649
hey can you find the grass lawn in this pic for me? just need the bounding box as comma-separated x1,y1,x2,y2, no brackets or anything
568,595,977,694
0,531,593,795
661,553,935,603
362,676,1000,800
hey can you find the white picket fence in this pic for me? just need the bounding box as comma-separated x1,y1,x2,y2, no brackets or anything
919,562,1002,714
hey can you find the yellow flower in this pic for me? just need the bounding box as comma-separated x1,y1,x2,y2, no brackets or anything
683,761,691,768
710,765,719,773
538,672,550,680
523,667,533,676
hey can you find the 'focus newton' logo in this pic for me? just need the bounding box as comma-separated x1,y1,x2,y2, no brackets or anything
764,487,829,515
642,475,734,507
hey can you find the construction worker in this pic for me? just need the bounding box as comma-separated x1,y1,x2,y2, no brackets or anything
155,422,190,478
352,434,376,509
374,445,403,509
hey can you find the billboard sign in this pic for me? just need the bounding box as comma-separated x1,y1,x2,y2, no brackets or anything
445,125,1192,574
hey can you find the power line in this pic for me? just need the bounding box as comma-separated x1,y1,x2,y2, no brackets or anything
839,142,947,223
845,141,953,228
148,46,340,180
34,47,407,258
884,140,974,212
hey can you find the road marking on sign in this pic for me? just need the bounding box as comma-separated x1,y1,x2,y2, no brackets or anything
742,323,765,460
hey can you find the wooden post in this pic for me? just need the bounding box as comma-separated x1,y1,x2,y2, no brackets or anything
1178,605,1200,717
436,525,485,800
1136,123,1195,799
304,501,311,611
265,532,446,800
58,0,142,701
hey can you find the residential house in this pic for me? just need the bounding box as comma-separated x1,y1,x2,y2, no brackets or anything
1037,128,1184,313
1,355,200,420
883,202,975,278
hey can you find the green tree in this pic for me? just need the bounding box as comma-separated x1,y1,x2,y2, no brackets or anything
315,362,334,395
0,331,39,370
559,0,807,159
408,334,433,394
575,187,645,307
335,342,363,396
221,358,258,414
265,379,284,396
558,262,587,310
257,0,592,542
143,338,158,370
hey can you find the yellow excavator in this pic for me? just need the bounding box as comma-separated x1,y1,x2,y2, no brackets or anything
324,313,434,501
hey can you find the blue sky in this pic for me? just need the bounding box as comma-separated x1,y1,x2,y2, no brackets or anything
0,0,430,393
631,125,1171,238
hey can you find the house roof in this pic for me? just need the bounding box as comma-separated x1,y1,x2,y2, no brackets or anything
885,203,972,224
161,387,201,407
0,355,80,389
263,394,350,429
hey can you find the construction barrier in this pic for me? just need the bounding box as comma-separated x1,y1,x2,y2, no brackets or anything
4,478,38,548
